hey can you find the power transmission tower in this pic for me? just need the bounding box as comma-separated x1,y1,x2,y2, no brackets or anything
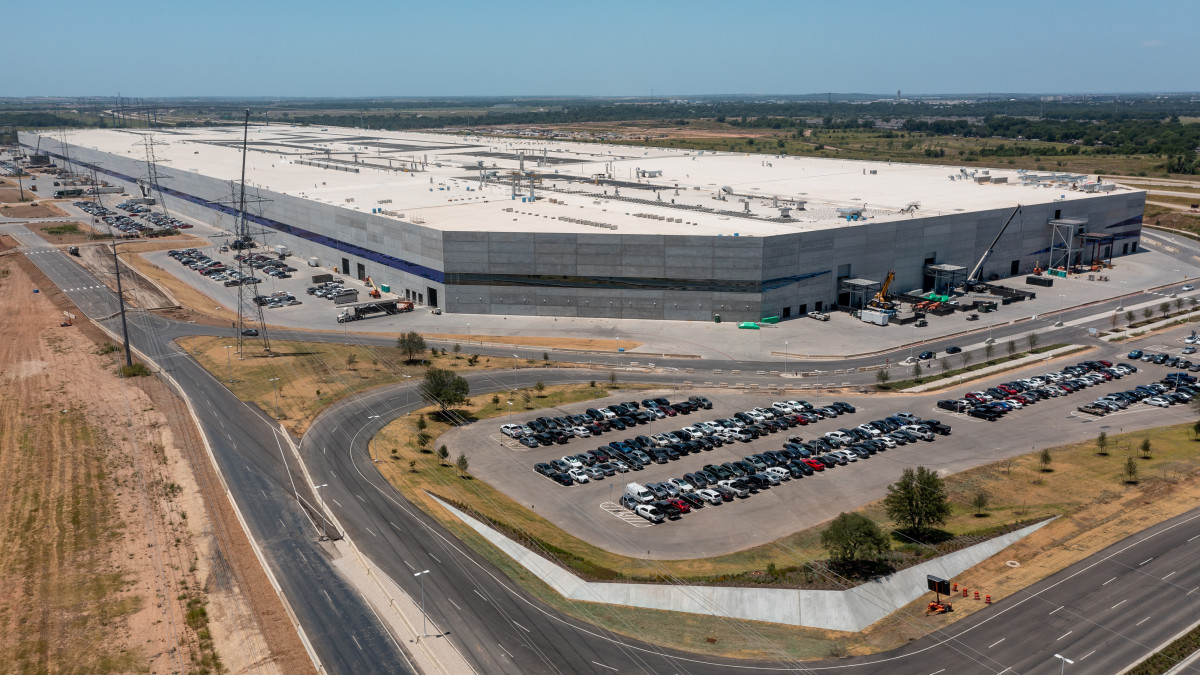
135,133,173,220
224,110,273,357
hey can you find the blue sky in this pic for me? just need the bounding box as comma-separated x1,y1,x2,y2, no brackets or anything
7,0,1197,97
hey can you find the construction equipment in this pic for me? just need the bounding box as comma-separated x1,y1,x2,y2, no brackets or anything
867,270,897,312
336,299,412,323
925,600,954,615
364,276,381,298
964,205,1022,291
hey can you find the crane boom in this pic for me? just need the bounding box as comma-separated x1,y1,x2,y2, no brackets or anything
966,205,1022,285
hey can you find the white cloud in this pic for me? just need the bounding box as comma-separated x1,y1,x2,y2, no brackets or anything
1141,39,1163,48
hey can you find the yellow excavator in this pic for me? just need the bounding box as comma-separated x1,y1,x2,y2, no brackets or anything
867,270,897,312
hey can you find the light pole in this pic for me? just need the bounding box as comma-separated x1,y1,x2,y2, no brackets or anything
513,354,519,394
402,373,412,414
909,324,916,361
224,345,234,383
1054,653,1073,675
414,569,431,637
314,483,329,539
784,341,788,376
1117,280,1126,311
466,323,471,345
269,377,280,418
1055,294,1065,327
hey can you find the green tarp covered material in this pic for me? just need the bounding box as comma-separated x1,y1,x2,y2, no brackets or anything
738,322,760,329
761,316,779,324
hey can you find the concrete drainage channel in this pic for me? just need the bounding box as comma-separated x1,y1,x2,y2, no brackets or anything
429,493,1054,632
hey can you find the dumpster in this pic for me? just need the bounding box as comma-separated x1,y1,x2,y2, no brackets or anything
714,314,721,323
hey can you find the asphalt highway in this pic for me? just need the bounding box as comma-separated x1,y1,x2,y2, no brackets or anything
9,219,1200,673
6,226,416,674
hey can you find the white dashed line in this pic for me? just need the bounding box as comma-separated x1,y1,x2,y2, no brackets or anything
1103,577,1117,586
988,638,1005,648
1057,631,1072,641
1049,606,1064,615
1112,599,1127,609
1136,616,1152,626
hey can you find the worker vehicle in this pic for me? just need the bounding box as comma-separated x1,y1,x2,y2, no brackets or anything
866,269,898,312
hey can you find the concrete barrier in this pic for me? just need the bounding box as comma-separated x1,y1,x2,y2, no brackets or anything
429,495,1053,632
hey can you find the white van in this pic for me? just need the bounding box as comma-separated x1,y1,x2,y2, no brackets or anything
624,482,654,504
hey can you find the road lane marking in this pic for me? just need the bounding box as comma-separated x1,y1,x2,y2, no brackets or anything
497,644,512,658
403,560,414,570
1080,650,1095,660
1190,587,1199,595
389,521,403,533
513,621,530,633
352,636,362,651
356,494,366,503
474,589,487,601
448,597,461,610
1103,577,1117,586
1163,571,1176,580
1112,599,1127,609
988,638,1005,648
1057,631,1072,641
429,553,441,563
1136,616,1152,626
332,498,343,508
591,662,618,672
1049,606,1063,615
1139,557,1155,566
928,670,945,675
1189,534,1200,542
323,589,332,602
364,527,376,537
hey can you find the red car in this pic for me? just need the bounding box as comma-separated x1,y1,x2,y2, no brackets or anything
660,407,677,417
996,385,1019,395
790,414,808,426
1098,359,1113,367
802,458,826,472
666,497,691,514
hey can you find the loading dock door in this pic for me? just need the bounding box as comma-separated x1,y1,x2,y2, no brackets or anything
356,263,365,280
1010,259,1020,276
341,258,350,275
427,287,438,308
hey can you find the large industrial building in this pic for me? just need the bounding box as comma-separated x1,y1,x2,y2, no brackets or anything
22,126,1145,322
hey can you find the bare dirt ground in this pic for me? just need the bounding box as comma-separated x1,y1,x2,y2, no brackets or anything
0,201,67,218
0,255,308,674
25,220,99,245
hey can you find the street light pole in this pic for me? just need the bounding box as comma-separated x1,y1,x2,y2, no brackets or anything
224,345,233,384
513,353,519,394
1055,294,1065,327
314,483,329,540
269,377,280,418
413,570,431,637
402,373,412,414
784,341,788,376
1054,653,1073,675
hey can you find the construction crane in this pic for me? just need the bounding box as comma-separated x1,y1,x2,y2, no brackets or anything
867,270,897,312
964,205,1022,292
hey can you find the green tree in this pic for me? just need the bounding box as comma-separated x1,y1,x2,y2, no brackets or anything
1144,307,1154,321
1125,310,1135,325
1007,340,1017,357
876,368,890,385
820,512,890,562
396,331,427,363
1040,447,1053,472
1160,301,1171,318
452,343,462,360
912,362,922,379
419,367,470,413
1027,332,1039,351
940,357,951,373
1124,455,1140,484
534,380,546,394
971,490,991,516
345,352,358,370
984,343,995,362
455,452,470,477
883,466,951,534
1193,419,1200,440
1175,297,1183,312
436,444,449,465
1140,437,1152,459
408,459,417,473
416,414,427,431
1096,431,1109,455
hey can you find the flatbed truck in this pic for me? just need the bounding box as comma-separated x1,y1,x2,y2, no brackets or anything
336,299,414,322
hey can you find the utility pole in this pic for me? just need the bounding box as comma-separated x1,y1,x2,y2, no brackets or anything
112,239,133,368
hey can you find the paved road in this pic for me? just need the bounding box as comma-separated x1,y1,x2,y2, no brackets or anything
5,225,416,674
10,218,1200,673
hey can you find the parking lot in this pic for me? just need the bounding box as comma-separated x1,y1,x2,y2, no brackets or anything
446,338,1199,559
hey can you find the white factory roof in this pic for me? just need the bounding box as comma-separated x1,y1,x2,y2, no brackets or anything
48,126,1134,237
